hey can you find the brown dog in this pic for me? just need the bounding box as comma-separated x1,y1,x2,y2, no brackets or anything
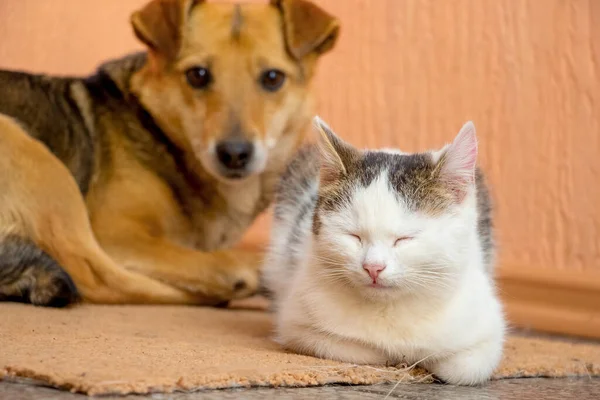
0,0,339,306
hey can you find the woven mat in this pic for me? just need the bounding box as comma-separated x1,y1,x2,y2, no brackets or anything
1,298,599,395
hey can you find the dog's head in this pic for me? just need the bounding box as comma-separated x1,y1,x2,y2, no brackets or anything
129,0,339,182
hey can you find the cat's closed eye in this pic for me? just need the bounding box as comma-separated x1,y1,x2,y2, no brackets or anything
394,236,414,246
349,233,362,244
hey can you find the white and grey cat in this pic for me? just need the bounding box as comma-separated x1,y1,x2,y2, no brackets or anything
263,116,505,386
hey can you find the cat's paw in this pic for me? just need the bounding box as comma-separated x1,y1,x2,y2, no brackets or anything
427,340,503,386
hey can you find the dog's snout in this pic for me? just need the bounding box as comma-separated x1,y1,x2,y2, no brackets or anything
216,140,254,170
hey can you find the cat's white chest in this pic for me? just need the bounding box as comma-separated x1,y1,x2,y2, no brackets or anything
318,295,402,336
292,281,442,362
284,268,499,365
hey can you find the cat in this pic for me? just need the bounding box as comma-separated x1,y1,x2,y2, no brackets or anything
262,116,506,386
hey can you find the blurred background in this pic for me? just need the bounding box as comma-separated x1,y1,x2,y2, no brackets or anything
1,0,598,339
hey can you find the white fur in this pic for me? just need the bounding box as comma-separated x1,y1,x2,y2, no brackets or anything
264,121,505,386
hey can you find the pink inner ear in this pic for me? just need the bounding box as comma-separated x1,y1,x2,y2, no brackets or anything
440,122,478,201
319,159,343,185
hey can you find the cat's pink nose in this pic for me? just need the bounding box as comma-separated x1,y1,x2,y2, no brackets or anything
363,263,386,282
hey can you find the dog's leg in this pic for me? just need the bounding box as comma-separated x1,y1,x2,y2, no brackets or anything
98,231,263,303
83,153,265,304
0,114,201,305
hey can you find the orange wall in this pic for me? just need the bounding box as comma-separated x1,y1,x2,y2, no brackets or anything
1,0,599,274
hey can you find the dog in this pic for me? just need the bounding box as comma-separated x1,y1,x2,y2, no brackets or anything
0,0,339,307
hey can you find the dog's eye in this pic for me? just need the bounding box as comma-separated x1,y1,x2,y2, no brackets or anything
185,67,212,89
259,69,286,92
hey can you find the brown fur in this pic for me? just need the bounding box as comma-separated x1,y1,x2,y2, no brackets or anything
0,0,339,306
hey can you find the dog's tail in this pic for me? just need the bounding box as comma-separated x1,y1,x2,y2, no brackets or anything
0,235,79,307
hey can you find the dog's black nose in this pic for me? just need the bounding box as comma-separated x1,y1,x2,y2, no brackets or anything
216,140,254,170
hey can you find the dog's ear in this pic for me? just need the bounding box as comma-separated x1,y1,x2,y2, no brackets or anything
271,0,340,60
130,0,204,59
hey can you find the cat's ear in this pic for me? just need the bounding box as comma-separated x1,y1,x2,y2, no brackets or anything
436,121,478,201
313,116,357,185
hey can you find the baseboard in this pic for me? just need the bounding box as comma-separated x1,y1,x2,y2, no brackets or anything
497,266,600,340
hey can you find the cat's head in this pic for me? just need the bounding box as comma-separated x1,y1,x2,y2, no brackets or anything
311,116,480,300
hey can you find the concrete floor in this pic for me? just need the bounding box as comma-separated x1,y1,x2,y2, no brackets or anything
1,378,599,400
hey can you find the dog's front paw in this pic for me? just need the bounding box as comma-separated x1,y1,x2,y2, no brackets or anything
157,250,263,305
215,249,262,300
172,250,261,303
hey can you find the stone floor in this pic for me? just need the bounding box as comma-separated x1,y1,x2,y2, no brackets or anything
1,378,599,400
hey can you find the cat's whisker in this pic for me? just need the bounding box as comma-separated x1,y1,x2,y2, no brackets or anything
314,260,349,268
401,275,455,291
315,269,352,279
314,264,349,272
406,275,454,286
411,273,458,282
312,255,348,262
316,272,349,280
312,255,350,264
